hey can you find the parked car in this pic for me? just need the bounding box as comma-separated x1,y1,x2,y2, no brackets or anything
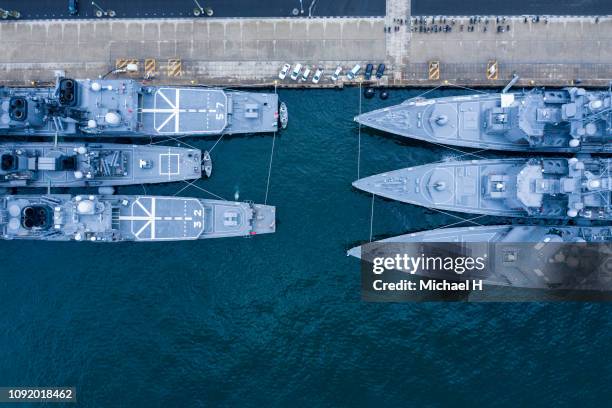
301,66,311,81
290,64,302,80
330,66,342,81
68,0,79,15
375,63,386,79
364,64,374,80
346,64,361,80
278,63,291,80
312,69,323,84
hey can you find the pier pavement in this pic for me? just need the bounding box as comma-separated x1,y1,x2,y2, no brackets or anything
0,0,610,87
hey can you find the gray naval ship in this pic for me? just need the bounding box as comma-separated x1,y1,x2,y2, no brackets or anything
354,156,612,220
355,87,612,152
0,78,287,137
0,142,210,189
348,224,612,258
348,225,612,290
0,194,275,242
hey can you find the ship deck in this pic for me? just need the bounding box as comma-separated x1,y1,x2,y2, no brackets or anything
118,196,205,241
139,88,228,135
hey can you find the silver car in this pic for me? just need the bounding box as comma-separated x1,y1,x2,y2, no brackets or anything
330,66,342,81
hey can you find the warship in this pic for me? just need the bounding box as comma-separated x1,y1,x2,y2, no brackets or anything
355,87,612,152
0,142,210,189
348,224,612,258
0,194,275,242
0,78,288,138
348,225,612,290
353,156,612,220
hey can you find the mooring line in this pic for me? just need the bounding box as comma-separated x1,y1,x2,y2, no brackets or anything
429,214,489,233
369,193,375,242
447,83,488,94
412,84,443,100
172,179,194,196
446,147,492,161
264,82,280,205
208,132,225,153
427,206,486,227
427,139,490,160
182,180,227,201
149,134,198,151
264,131,277,205
357,80,362,180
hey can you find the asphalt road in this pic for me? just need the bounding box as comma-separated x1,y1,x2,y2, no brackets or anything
0,0,385,19
411,0,612,16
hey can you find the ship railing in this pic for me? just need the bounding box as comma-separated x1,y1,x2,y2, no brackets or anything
0,209,8,225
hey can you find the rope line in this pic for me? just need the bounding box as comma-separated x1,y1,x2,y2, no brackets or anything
369,193,375,242
172,180,194,196
426,206,487,227
148,134,199,151
178,180,227,201
264,82,279,205
357,80,362,180
265,131,277,205
208,132,225,153
428,214,489,233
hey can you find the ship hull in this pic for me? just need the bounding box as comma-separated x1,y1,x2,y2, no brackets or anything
353,157,612,221
349,225,612,290
356,90,612,153
0,79,283,138
0,143,202,188
0,194,275,242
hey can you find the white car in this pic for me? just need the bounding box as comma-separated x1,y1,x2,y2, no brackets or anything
346,64,361,80
330,66,342,81
312,69,323,84
290,64,302,80
278,63,291,80
301,66,311,81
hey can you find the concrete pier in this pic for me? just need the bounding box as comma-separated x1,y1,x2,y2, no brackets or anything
0,0,611,87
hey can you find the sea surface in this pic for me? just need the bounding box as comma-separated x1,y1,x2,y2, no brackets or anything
0,88,610,406
411,0,612,16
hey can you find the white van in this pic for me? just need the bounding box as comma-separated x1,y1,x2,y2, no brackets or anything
330,66,342,81
290,64,302,80
278,63,291,80
346,64,361,80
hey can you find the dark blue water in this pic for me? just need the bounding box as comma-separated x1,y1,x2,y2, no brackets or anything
1,88,611,406
1,0,385,20
411,0,612,16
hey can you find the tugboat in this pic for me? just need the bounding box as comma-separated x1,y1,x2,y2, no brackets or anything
279,102,289,130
